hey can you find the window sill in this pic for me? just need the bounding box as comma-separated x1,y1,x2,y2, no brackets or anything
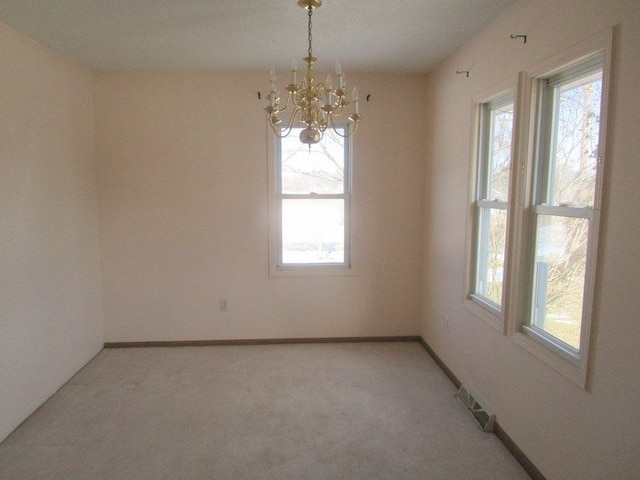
269,264,358,278
464,297,504,333
510,330,588,389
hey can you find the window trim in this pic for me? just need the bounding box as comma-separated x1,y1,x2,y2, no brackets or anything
267,125,356,278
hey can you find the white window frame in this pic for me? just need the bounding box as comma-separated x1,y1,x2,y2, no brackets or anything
465,90,516,330
506,31,612,387
463,31,612,387
267,126,355,277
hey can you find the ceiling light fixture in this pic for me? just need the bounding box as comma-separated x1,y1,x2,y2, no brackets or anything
264,0,361,145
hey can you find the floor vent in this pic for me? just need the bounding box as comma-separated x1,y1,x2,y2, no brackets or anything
455,385,495,432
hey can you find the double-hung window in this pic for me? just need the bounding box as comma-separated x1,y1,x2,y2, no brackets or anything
273,127,351,271
470,94,515,316
466,33,610,386
525,55,604,360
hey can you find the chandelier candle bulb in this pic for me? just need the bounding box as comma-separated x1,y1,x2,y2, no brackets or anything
335,61,345,89
325,75,333,105
291,60,297,85
353,87,359,114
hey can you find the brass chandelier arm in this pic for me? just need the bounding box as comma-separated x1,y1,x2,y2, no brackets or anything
328,114,361,138
268,107,301,139
272,94,291,115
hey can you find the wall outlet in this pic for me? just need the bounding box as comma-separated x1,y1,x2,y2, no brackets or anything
220,298,229,312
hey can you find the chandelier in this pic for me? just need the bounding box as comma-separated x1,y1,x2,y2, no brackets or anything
264,0,361,145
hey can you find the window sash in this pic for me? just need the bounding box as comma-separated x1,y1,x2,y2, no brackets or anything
534,61,602,209
275,129,351,269
474,204,508,307
276,195,350,267
528,212,590,356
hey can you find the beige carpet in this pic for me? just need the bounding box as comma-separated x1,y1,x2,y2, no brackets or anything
0,342,530,479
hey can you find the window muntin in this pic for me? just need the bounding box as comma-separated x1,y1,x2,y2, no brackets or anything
276,128,350,268
471,95,514,311
526,58,603,356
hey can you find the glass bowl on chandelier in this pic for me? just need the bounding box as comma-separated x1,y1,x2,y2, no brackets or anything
264,0,361,145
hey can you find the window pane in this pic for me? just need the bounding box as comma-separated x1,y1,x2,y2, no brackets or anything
282,199,345,264
476,207,507,304
280,129,345,194
486,103,514,202
531,214,589,350
548,72,602,207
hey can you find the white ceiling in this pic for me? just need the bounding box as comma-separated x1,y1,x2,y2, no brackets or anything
0,0,518,72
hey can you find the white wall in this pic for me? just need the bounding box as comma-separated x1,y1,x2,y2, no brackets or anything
0,24,104,442
94,71,426,342
420,0,640,478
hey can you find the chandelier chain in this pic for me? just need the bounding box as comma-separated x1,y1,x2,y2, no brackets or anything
307,6,313,59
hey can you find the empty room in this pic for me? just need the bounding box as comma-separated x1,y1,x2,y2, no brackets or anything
1,0,638,478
